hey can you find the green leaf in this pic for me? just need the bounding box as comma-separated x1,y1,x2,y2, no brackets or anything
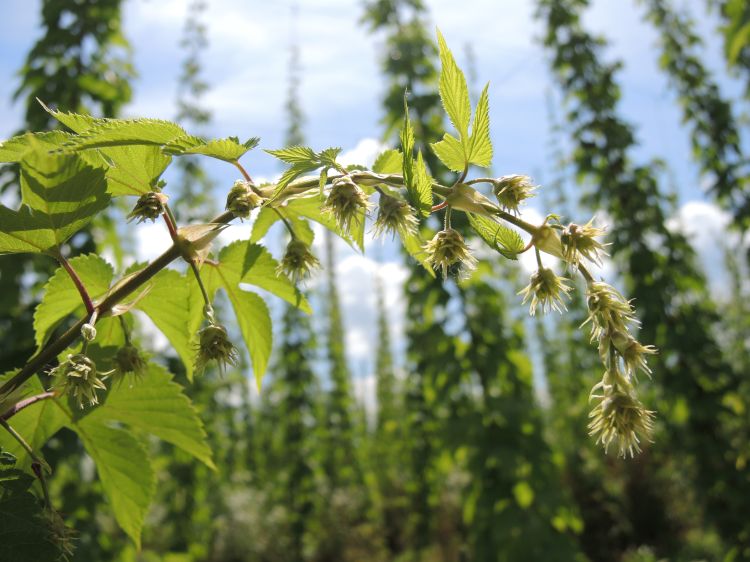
34,254,114,349
250,208,315,247
468,83,493,167
0,448,61,561
163,135,259,163
467,213,525,259
431,133,466,172
413,151,433,218
200,243,278,389
101,145,172,196
0,151,110,255
87,363,215,470
268,162,320,203
265,146,318,165
401,230,435,277
400,96,415,191
135,268,197,380
0,131,75,163
250,207,280,243
39,101,172,196
64,118,187,150
372,149,402,174
437,29,471,140
318,147,342,167
72,419,154,548
39,100,101,133
282,194,358,250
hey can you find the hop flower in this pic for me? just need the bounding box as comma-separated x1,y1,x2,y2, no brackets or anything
561,219,609,268
194,323,239,375
492,174,536,214
518,267,572,316
277,239,320,281
424,228,477,278
45,508,76,560
588,373,655,458
605,330,657,378
323,176,370,233
126,191,168,223
51,354,108,409
112,343,148,384
583,282,637,341
373,194,418,239
226,180,264,219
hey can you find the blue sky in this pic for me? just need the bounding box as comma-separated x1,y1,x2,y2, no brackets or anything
0,0,743,405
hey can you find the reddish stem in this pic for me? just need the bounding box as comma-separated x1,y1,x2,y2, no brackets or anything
57,253,95,315
234,161,254,184
431,200,449,212
1,392,56,421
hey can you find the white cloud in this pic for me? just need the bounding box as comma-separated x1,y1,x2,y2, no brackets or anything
338,138,389,168
133,221,173,262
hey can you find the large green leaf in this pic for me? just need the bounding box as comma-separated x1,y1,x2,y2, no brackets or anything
34,254,114,348
0,131,75,163
468,83,493,167
135,268,197,380
468,213,525,259
163,135,259,163
64,118,186,150
86,363,215,470
437,29,472,141
40,103,172,196
0,448,61,561
72,419,154,548
0,150,109,255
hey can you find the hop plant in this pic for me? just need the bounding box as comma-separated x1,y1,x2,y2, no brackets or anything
277,239,320,281
373,193,418,239
518,267,572,315
424,228,477,278
492,174,536,214
583,282,638,341
561,219,609,268
226,179,264,219
604,329,658,378
50,354,108,409
588,373,655,458
194,323,239,375
126,191,168,223
323,176,370,233
112,343,148,384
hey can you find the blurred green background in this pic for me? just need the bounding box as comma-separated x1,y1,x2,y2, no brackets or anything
1,0,749,560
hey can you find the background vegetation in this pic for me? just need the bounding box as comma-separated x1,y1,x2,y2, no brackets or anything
1,0,749,561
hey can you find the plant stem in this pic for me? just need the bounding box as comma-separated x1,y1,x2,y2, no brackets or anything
0,418,51,507
54,251,95,315
1,392,56,422
0,210,236,398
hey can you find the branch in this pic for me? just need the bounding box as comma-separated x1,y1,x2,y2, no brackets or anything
53,251,95,315
0,392,56,422
0,210,235,398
